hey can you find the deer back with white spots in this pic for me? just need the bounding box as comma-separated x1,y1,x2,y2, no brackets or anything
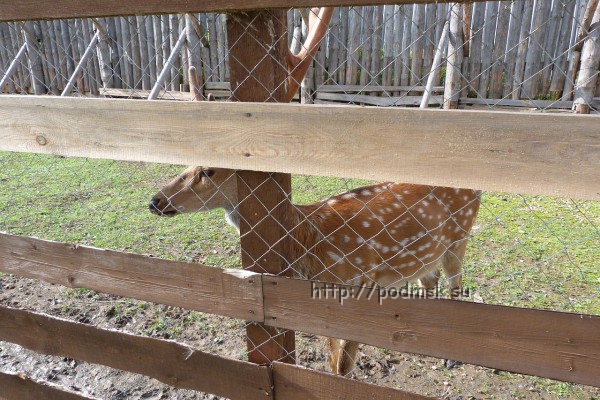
149,18,481,375
150,168,481,376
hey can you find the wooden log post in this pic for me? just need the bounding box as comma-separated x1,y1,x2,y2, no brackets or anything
444,3,463,109
21,21,46,95
574,1,600,114
227,10,296,366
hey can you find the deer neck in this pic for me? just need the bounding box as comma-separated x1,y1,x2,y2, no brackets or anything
224,205,241,233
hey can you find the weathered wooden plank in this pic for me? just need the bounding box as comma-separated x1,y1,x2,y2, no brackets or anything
318,84,444,92
0,95,598,200
0,306,273,400
272,362,434,400
460,97,600,109
0,371,100,400
316,91,443,105
0,233,263,321
263,276,600,387
0,0,516,22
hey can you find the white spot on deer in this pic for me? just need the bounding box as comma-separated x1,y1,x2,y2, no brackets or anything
343,235,351,243
418,243,432,251
393,203,401,209
342,194,352,200
356,237,365,244
454,226,462,233
382,246,390,253
407,261,416,267
362,190,372,196
390,229,397,234
454,188,461,194
374,187,382,193
466,209,473,216
362,220,370,228
327,251,342,263
354,257,363,265
328,199,337,205
417,208,424,214
391,245,399,252
463,195,469,201
422,201,429,207
386,207,392,213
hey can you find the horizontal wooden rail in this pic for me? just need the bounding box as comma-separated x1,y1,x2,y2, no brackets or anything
0,0,506,22
263,276,600,387
0,96,598,200
0,233,263,321
0,306,273,400
0,371,100,400
272,362,432,400
0,306,430,400
2,234,600,387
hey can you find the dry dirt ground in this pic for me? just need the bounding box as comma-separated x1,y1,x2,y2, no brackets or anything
1,274,598,400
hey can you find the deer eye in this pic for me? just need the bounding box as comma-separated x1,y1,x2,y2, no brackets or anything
202,169,215,178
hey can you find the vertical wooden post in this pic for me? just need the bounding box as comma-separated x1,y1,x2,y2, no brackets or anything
444,3,463,109
574,1,600,114
227,10,295,366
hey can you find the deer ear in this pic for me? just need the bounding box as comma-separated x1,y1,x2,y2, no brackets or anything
207,93,215,102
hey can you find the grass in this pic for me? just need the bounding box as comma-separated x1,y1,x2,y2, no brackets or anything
0,151,598,398
1,151,598,314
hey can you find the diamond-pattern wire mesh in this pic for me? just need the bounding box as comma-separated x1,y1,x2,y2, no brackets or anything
0,3,599,400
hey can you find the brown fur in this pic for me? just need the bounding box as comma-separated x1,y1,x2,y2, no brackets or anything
150,167,481,376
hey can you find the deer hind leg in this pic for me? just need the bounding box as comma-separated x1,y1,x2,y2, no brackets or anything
419,268,440,298
442,239,468,299
328,338,359,376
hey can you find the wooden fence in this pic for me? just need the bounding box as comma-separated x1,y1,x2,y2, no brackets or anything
0,0,599,399
2,0,600,105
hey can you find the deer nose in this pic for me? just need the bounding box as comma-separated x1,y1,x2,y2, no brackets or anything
149,197,161,213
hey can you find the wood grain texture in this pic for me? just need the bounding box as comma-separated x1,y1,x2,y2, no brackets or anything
0,95,598,200
227,9,296,366
0,233,263,321
0,306,273,400
263,276,600,387
0,371,100,400
0,0,504,22
272,362,434,400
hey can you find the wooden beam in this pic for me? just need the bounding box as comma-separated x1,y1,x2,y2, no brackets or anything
0,233,263,321
0,96,598,200
0,371,100,400
0,306,273,400
227,9,296,366
272,362,434,400
262,276,600,387
1,232,600,386
0,0,509,22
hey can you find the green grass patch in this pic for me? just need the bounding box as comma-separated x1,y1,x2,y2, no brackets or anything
1,151,598,314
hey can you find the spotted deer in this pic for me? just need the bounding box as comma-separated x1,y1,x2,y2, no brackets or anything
149,9,481,376
150,168,481,375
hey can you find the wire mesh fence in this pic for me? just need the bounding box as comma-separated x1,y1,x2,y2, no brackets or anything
1,2,600,399
1,1,599,110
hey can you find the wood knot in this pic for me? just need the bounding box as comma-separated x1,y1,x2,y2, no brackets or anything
36,135,47,146
392,330,416,343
